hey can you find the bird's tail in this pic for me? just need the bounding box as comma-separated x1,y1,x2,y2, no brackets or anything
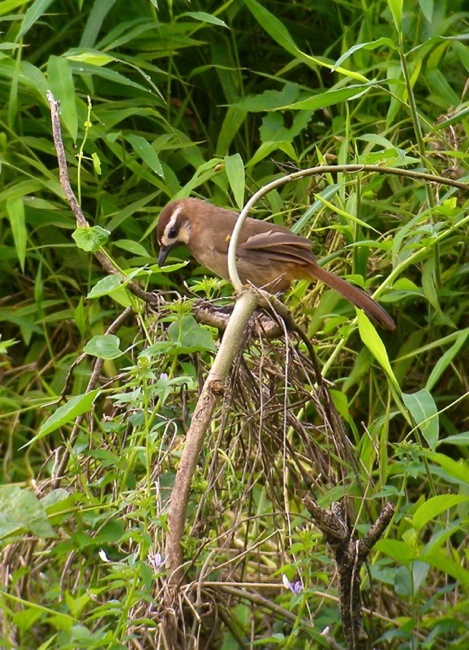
307,265,395,331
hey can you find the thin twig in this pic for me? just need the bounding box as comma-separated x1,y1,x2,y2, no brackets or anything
303,496,395,650
227,163,468,290
46,91,158,304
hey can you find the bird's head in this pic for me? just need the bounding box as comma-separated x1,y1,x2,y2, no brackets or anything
156,199,195,267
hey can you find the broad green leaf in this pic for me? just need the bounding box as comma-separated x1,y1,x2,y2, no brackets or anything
357,311,400,392
375,539,415,564
126,134,164,177
167,315,216,353
224,153,245,210
424,452,469,486
87,275,122,298
72,225,110,252
402,388,439,450
0,486,55,539
32,390,100,441
6,197,26,270
420,550,469,587
437,432,469,448
84,334,123,360
47,55,78,141
113,239,149,256
412,494,469,532
17,0,55,39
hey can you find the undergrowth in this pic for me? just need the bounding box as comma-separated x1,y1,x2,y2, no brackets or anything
0,0,468,648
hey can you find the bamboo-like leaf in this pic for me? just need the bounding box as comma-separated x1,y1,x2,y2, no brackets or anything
47,56,78,141
17,0,55,38
402,388,439,450
224,153,245,210
6,197,26,271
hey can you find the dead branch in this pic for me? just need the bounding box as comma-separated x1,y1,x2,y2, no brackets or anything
303,496,395,650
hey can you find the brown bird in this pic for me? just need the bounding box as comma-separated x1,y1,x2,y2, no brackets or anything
157,197,395,330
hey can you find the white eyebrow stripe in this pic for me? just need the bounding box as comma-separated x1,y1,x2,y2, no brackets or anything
165,206,183,235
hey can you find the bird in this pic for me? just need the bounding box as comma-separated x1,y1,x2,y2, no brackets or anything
156,197,395,330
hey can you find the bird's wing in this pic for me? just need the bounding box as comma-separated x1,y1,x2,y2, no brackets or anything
238,229,315,267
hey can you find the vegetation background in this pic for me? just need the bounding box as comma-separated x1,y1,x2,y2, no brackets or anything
0,0,468,647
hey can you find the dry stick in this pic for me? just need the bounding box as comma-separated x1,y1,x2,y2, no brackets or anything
165,288,259,585
304,497,395,650
227,163,468,291
46,91,157,305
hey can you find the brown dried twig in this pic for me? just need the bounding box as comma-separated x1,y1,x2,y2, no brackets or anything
46,91,157,305
304,497,395,650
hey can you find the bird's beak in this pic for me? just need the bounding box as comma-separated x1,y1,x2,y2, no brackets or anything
158,246,171,267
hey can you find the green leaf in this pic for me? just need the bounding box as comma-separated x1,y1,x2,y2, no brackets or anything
402,388,439,450
243,0,297,55
79,0,117,49
91,152,101,174
421,259,440,311
412,494,469,532
47,55,78,141
357,311,400,392
437,432,469,448
233,82,377,113
418,0,434,23
424,452,469,486
126,134,164,177
6,197,26,270
17,0,55,39
0,485,55,539
114,239,149,256
84,334,123,360
168,315,216,353
72,225,110,252
87,274,122,298
426,329,469,392
181,11,228,28
224,153,245,210
0,1,30,18
67,50,116,67
216,107,247,156
243,0,367,81
374,539,415,564
333,37,398,70
426,68,461,108
387,0,403,29
420,550,469,587
30,390,100,442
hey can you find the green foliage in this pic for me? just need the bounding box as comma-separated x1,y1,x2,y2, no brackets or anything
1,0,468,648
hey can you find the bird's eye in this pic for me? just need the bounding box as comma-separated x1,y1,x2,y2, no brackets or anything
168,225,179,239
